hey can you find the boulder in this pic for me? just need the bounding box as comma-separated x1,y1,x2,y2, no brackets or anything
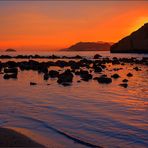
44,73,49,80
122,79,128,82
111,74,120,79
97,76,112,84
69,61,80,69
94,54,102,59
133,66,141,71
30,82,37,85
3,73,17,79
93,65,102,73
80,72,92,81
57,69,73,84
48,70,59,78
127,73,133,77
119,83,128,88
4,68,18,74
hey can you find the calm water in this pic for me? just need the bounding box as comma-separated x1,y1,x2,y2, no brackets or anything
0,51,148,148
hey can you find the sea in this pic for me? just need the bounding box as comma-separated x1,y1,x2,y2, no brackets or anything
0,51,148,148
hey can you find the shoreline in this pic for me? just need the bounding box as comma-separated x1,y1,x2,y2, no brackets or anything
0,127,44,147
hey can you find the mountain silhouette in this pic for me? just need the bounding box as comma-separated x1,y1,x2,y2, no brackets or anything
62,42,113,51
110,23,148,53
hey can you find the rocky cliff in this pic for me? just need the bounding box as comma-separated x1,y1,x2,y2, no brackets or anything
110,23,148,53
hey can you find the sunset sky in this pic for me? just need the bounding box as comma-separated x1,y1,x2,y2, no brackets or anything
0,1,148,50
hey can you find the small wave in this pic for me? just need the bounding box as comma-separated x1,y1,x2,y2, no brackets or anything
17,115,102,148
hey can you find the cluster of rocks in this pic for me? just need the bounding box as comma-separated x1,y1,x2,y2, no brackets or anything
0,54,147,87
0,55,83,59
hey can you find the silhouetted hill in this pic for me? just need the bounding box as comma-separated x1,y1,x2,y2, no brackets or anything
110,23,148,53
5,48,16,52
62,42,113,51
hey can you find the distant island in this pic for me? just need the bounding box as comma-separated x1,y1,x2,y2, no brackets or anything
110,23,148,53
5,48,16,52
62,41,113,51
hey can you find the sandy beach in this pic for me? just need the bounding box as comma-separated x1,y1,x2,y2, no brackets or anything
0,127,44,147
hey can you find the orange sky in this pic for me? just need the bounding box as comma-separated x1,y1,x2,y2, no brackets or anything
0,1,148,50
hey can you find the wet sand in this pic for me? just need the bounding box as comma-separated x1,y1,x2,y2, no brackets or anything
0,127,44,147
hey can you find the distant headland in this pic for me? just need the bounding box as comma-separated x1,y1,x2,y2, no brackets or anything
61,41,113,51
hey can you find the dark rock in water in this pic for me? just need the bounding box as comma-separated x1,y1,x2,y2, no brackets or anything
112,59,120,65
44,73,49,80
111,73,120,79
5,61,17,68
89,70,92,73
79,70,89,75
113,68,123,71
57,69,73,84
48,70,59,78
61,82,71,86
93,77,99,80
97,76,112,84
127,73,133,77
80,73,92,81
110,23,148,53
94,54,102,59
0,62,2,71
119,83,128,88
133,66,141,71
18,61,30,71
101,74,107,77
75,71,80,75
94,65,102,73
122,79,128,82
3,73,17,79
4,68,18,74
55,60,67,67
69,61,80,69
30,82,37,85
79,70,92,81
100,64,106,69
38,64,48,73
73,55,83,59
